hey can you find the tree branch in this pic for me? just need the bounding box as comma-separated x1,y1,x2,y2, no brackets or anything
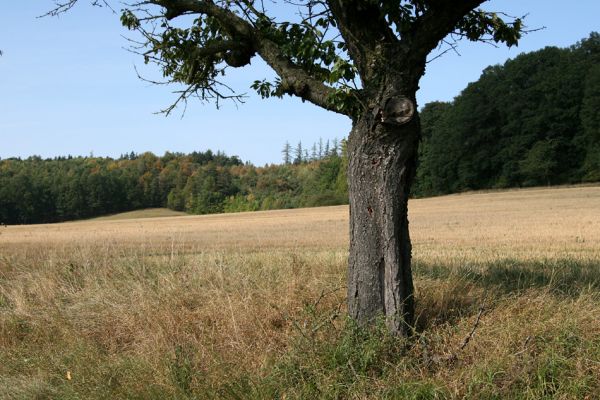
149,0,345,115
44,0,113,17
460,306,484,349
407,0,485,61
50,0,355,116
149,0,253,36
327,0,397,80
254,39,344,115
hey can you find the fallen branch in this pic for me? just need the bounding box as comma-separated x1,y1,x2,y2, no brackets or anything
422,305,486,367
460,306,484,350
313,286,344,311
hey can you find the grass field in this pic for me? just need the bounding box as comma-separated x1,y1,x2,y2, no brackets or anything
89,208,188,221
1,186,599,399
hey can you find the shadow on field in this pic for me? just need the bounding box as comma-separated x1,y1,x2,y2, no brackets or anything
412,258,600,331
415,258,600,297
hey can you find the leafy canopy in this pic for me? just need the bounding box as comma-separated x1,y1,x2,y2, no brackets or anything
51,0,524,117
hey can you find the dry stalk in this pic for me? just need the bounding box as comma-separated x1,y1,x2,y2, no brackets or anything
460,306,485,350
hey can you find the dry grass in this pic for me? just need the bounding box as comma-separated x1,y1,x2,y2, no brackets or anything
0,186,599,399
89,208,188,221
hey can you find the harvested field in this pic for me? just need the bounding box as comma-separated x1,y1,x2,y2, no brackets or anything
1,186,599,399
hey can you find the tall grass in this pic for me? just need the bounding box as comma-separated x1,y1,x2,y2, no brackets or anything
1,186,599,398
1,245,598,399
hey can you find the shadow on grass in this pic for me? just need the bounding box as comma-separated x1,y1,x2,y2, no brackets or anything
412,258,600,332
193,259,600,399
414,258,600,297
148,259,600,400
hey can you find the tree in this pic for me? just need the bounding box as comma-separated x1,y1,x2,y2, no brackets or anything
294,141,303,165
519,139,561,186
412,101,451,196
52,0,523,335
331,138,340,157
318,137,324,159
580,63,600,181
310,143,318,161
281,141,292,165
413,34,600,196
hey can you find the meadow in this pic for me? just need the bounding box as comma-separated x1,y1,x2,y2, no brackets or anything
0,186,599,399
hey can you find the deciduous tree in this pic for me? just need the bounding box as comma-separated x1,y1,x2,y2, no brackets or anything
51,0,523,335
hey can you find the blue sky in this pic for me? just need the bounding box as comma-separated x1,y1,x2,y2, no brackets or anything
1,1,599,165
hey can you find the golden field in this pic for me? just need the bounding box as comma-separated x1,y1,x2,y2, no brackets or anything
0,186,599,399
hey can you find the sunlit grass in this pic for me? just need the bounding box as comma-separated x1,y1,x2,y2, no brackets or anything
89,207,187,221
0,186,599,398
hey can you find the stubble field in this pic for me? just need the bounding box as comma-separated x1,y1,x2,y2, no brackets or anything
1,186,599,399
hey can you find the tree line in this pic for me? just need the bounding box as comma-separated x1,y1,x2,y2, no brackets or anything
1,34,598,225
281,138,341,164
0,146,347,225
413,33,600,196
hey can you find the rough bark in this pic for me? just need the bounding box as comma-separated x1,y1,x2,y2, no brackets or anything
347,99,420,336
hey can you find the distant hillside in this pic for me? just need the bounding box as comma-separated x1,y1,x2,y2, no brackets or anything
0,149,347,225
1,34,599,225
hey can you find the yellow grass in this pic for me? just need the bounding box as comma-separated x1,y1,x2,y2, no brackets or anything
2,186,598,263
0,185,599,398
89,207,188,221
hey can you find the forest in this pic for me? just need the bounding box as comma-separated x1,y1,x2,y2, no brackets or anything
0,146,348,225
1,33,598,225
414,32,600,195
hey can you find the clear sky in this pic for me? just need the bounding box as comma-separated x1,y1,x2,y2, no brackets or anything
1,1,598,165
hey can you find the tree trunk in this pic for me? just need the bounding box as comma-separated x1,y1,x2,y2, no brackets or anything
347,109,420,336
